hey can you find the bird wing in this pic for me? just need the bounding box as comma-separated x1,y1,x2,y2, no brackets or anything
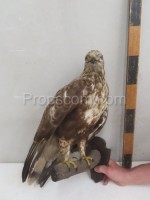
34,79,86,141
22,78,86,182
88,109,108,141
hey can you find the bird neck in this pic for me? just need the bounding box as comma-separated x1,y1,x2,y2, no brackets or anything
81,62,105,79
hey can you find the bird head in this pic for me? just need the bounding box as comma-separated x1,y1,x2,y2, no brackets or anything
85,50,103,64
84,50,105,76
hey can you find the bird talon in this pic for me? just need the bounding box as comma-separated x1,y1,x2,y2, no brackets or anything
63,159,77,170
81,156,93,166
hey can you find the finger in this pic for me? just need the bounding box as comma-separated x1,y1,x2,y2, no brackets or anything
108,160,118,167
102,175,110,185
94,165,108,174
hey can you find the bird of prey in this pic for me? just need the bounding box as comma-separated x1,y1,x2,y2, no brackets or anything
22,50,109,184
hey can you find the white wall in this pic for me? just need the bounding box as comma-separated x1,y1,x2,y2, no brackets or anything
0,0,149,163
133,0,150,161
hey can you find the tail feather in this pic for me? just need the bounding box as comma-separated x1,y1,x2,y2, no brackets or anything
27,147,47,183
22,139,45,182
38,159,57,187
22,135,59,184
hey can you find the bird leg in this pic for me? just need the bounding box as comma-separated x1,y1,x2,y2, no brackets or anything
59,138,77,170
79,140,93,166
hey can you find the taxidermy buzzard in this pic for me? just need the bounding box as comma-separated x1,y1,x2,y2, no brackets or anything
22,50,109,184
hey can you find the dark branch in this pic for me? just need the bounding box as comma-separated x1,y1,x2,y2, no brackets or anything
51,150,101,182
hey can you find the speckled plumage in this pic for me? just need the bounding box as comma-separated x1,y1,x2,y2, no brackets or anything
22,50,109,184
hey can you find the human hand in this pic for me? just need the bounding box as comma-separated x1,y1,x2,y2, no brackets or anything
94,160,130,186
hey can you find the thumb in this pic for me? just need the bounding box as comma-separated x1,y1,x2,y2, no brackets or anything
109,160,118,167
94,165,109,175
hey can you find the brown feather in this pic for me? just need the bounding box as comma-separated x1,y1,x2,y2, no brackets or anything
22,139,46,182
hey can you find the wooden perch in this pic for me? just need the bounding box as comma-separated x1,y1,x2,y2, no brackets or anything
51,150,101,182
38,137,111,187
